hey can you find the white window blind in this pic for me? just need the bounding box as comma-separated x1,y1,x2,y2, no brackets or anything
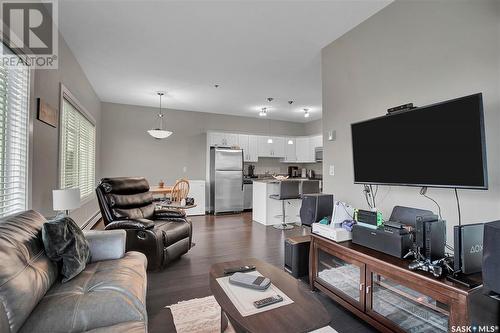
0,49,29,218
60,93,96,200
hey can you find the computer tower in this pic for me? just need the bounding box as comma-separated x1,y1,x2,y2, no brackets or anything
415,215,445,260
284,236,310,278
483,220,500,295
299,194,334,227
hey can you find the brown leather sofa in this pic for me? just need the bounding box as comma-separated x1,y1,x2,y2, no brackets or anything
96,177,192,271
0,210,148,333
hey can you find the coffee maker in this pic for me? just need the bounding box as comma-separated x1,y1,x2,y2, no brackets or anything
288,166,299,178
247,165,255,178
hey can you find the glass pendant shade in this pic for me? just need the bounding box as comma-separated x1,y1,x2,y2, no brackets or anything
148,92,172,139
148,129,172,139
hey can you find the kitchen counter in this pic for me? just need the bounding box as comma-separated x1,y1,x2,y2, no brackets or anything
251,178,321,183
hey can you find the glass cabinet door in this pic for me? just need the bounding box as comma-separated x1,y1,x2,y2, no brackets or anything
316,248,365,310
367,270,450,333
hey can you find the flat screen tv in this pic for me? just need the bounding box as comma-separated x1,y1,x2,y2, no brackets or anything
351,93,487,189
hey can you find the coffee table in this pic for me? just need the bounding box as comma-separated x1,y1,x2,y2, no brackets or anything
209,258,330,333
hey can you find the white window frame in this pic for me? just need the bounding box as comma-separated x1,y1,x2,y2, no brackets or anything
58,84,96,204
0,44,30,218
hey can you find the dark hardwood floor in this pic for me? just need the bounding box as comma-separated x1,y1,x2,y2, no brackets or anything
96,212,376,333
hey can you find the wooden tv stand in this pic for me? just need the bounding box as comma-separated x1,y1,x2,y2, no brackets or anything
309,234,481,333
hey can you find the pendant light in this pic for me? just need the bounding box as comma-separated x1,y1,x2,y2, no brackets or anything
287,100,294,144
148,92,173,139
266,98,273,143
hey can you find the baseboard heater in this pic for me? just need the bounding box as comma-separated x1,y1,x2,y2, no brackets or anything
82,211,101,230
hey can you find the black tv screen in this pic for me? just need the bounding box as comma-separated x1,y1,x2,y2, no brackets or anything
351,93,487,189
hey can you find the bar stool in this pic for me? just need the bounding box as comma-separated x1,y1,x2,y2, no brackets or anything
269,180,301,230
300,180,320,196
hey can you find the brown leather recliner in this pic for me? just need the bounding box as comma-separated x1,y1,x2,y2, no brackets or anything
96,177,192,271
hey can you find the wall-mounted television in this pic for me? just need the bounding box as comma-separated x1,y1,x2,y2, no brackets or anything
351,93,488,189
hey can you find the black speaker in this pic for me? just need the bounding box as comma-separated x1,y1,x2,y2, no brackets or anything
483,220,500,295
299,194,334,227
284,236,310,278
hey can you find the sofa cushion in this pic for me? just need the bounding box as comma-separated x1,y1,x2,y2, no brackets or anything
113,202,156,220
0,210,59,333
19,251,147,333
155,220,191,245
42,215,91,282
83,321,147,333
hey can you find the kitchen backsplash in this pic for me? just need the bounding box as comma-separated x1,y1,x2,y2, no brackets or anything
245,157,322,176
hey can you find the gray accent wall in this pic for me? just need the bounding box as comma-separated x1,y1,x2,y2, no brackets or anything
31,34,102,227
321,0,500,245
101,102,309,185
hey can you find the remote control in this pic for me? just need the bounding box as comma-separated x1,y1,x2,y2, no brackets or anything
223,265,256,275
253,295,283,309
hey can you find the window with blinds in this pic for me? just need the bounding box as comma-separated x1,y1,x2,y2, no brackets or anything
0,49,30,218
59,92,96,200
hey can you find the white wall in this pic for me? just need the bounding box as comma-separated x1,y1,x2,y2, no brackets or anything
32,33,102,227
100,102,309,185
321,0,500,246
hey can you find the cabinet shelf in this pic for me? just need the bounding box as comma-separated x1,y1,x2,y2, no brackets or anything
310,235,474,333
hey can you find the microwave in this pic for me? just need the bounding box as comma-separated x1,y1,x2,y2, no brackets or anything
315,147,323,162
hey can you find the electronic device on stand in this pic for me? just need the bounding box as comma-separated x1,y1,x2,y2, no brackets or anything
445,223,484,288
311,201,354,242
403,214,452,278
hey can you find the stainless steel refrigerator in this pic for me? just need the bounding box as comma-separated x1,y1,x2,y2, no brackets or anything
209,147,244,214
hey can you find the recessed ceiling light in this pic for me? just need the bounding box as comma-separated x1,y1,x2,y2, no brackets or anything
304,108,310,118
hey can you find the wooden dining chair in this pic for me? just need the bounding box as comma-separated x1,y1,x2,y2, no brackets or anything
171,178,190,203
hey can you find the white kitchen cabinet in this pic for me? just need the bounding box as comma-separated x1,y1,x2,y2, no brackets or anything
283,138,297,162
238,134,250,160
258,136,285,158
238,134,259,162
208,132,238,147
310,135,323,149
248,135,259,162
295,137,313,162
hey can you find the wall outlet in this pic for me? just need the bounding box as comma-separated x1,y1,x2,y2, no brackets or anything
329,165,335,176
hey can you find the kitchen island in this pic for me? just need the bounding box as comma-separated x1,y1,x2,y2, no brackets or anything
252,179,320,226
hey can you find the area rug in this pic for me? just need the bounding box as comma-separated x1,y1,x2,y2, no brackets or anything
166,296,235,333
166,295,338,333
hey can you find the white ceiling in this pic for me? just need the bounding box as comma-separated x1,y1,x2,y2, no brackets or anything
59,0,390,123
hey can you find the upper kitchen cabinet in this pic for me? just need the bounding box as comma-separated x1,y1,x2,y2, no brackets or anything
258,136,285,158
295,137,313,162
310,135,323,149
208,132,239,147
238,134,258,162
283,138,297,162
